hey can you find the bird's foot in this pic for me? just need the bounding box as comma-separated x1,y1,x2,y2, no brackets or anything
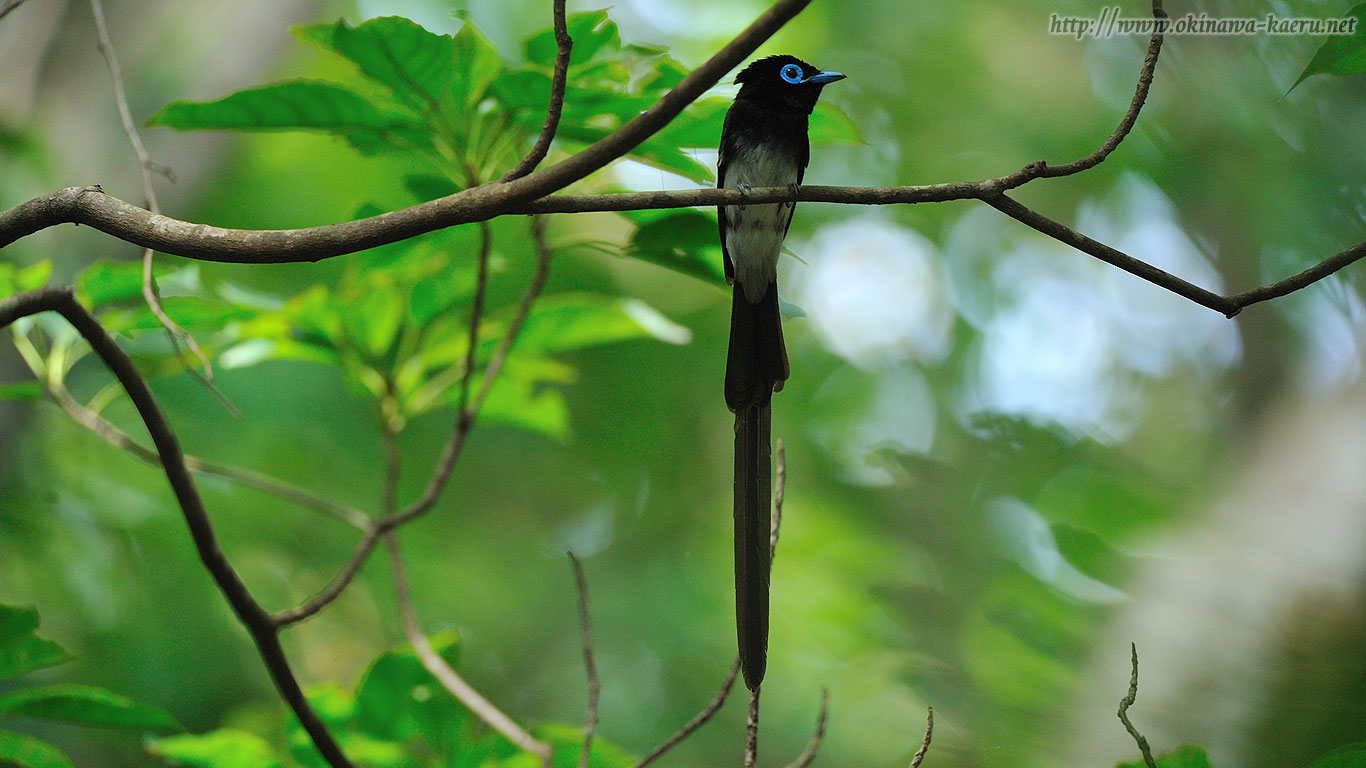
736,182,752,197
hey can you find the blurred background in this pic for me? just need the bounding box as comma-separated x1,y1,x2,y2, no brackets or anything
2,0,1365,766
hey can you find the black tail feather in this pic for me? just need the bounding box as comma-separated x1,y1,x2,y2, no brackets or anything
725,282,788,412
734,401,771,690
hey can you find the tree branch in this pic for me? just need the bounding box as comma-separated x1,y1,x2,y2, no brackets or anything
384,533,552,768
501,0,571,182
0,0,813,261
0,287,356,768
1118,644,1158,768
631,660,741,768
386,215,553,528
569,553,600,768
781,689,828,768
908,707,933,768
89,0,216,390
0,0,32,22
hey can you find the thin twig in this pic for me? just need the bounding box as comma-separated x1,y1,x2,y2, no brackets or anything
0,287,355,768
272,526,380,626
1118,644,1158,768
387,216,553,528
569,553,600,768
39,377,368,529
745,687,760,768
1043,0,1165,178
502,0,572,181
89,0,217,387
632,660,741,768
781,688,828,768
383,533,553,768
0,0,33,22
909,707,933,768
770,438,786,560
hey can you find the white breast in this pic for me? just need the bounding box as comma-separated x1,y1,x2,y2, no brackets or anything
722,143,799,303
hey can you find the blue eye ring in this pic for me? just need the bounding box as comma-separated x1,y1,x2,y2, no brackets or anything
779,63,803,84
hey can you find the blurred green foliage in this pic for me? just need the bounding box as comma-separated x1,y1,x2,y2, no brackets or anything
3,2,1366,768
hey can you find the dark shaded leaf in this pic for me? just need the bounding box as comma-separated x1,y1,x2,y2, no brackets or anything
0,684,180,732
0,606,72,682
0,730,73,768
0,382,42,401
1116,744,1213,768
1308,743,1366,768
621,209,727,287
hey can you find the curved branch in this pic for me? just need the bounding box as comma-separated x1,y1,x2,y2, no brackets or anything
1042,0,1166,178
0,287,355,768
501,0,571,182
0,0,813,262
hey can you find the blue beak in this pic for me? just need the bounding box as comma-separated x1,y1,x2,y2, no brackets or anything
803,70,846,85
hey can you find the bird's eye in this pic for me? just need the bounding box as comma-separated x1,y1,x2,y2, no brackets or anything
779,64,803,84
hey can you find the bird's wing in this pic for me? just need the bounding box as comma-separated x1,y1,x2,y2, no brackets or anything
717,104,737,286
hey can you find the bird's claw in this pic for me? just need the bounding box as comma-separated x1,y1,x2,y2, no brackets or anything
736,183,752,197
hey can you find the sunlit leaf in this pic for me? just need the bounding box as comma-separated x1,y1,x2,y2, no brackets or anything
147,729,281,768
1290,6,1366,91
294,17,456,115
450,23,504,109
810,101,863,145
477,375,570,441
525,11,620,68
0,730,73,768
506,293,691,356
147,80,427,152
354,631,464,743
75,260,159,310
0,684,180,732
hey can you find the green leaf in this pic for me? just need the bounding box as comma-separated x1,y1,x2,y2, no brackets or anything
147,80,423,141
0,261,52,298
0,684,180,732
96,297,258,335
1116,744,1212,768
0,381,42,401
478,376,570,441
294,17,457,115
1290,6,1366,91
506,293,691,357
810,101,863,145
75,260,154,310
0,730,73,768
495,724,636,768
343,283,405,358
525,11,620,68
0,606,72,682
354,630,464,743
147,729,281,768
1309,743,1366,768
621,209,728,287
450,23,504,109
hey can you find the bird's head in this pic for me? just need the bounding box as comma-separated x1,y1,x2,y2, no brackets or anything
734,54,846,114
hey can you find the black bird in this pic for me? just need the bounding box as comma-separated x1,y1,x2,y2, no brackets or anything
718,54,844,690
